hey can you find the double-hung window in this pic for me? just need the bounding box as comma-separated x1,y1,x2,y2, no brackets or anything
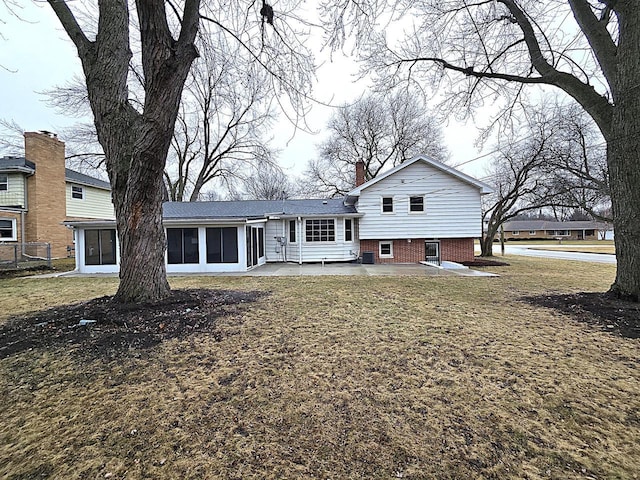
289,220,297,243
409,196,424,212
344,218,353,242
382,197,393,213
0,218,16,240
71,185,84,199
0,174,7,191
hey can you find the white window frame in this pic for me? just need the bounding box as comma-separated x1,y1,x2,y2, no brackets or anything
344,218,353,242
381,196,394,214
408,195,425,213
288,219,297,244
512,231,520,235
305,218,336,243
529,230,536,235
71,185,84,200
379,241,393,258
0,217,17,241
0,174,8,191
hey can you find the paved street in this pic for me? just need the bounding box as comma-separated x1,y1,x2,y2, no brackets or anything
483,244,617,264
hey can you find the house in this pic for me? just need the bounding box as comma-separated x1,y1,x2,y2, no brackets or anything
0,131,115,258
501,220,613,241
69,155,493,274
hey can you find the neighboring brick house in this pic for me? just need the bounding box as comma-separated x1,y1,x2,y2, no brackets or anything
69,155,493,274
501,220,613,241
0,131,114,258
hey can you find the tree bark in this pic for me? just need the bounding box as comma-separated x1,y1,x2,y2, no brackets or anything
607,4,640,301
49,0,201,303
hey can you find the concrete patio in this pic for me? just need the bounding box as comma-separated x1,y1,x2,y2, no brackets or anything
45,262,498,278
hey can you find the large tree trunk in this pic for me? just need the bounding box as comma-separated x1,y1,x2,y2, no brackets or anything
49,0,200,303
607,5,640,301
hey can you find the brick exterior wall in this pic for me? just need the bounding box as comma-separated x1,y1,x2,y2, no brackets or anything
439,238,475,263
24,132,73,258
361,237,475,263
360,239,425,264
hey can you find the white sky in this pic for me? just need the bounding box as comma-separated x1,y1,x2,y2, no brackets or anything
0,3,490,180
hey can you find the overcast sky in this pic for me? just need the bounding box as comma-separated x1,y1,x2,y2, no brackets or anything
0,3,490,179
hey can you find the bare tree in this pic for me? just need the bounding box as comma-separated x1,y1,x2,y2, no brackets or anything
240,162,296,200
165,32,276,201
321,0,640,300
306,90,448,196
547,105,610,222
481,113,562,256
47,1,315,303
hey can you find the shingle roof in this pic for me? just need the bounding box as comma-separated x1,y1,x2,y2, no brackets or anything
65,168,111,190
0,156,36,173
503,220,612,231
163,198,357,220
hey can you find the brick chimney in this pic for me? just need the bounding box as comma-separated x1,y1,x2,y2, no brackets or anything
355,160,365,187
24,131,71,257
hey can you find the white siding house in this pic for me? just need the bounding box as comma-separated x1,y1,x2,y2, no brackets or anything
68,154,493,273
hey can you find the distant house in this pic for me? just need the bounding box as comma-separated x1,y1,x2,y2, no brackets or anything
69,155,493,274
0,131,114,258
501,220,613,241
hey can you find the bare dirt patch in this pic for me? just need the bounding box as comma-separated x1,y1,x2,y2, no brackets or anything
523,292,640,338
0,288,263,360
462,258,510,267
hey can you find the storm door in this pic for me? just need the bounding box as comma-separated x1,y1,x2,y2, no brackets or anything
425,241,440,265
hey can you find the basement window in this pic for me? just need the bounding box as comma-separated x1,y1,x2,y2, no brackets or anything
379,241,393,258
71,185,84,199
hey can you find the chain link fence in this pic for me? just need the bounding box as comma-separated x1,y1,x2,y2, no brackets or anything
0,243,51,270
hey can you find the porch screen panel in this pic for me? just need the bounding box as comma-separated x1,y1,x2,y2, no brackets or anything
167,228,199,264
206,227,238,263
85,229,116,265
99,229,116,264
85,230,100,265
222,227,238,263
258,227,265,257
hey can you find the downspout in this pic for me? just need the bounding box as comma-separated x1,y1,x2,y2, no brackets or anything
298,217,302,265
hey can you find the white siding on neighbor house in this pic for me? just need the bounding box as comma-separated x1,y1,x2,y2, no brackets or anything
357,161,482,239
66,183,115,219
0,173,27,208
265,217,359,263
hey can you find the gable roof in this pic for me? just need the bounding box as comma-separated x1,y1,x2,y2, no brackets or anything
0,156,36,174
163,197,358,221
65,168,111,190
503,220,612,231
347,155,494,196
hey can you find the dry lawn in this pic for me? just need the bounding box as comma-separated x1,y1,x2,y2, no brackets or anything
1,257,639,479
